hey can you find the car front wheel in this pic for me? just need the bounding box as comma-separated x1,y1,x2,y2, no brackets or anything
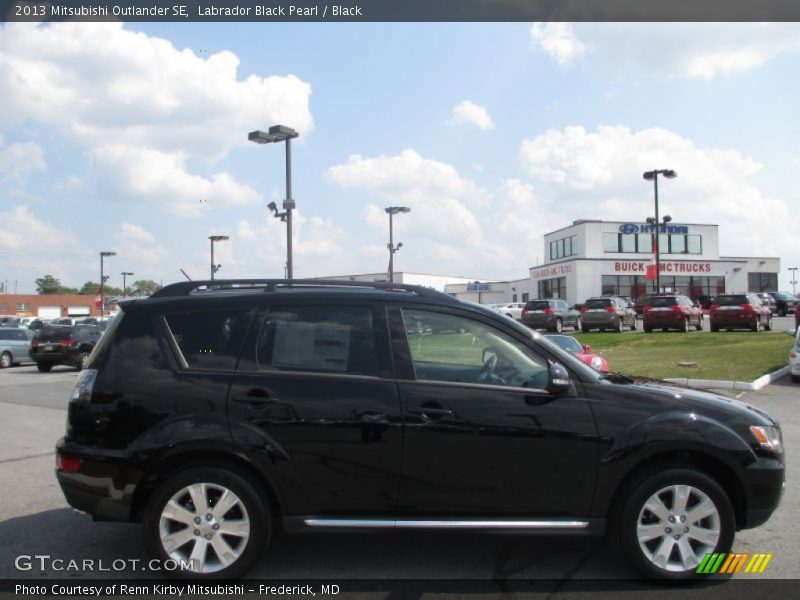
0,352,11,369
143,465,269,579
617,467,735,580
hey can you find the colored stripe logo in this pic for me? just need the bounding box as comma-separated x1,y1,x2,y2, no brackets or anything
696,552,773,574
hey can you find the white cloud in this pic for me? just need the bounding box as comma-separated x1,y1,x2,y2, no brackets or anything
0,22,313,211
542,23,800,79
518,124,798,260
530,23,587,67
0,141,46,192
113,222,167,266
450,100,494,131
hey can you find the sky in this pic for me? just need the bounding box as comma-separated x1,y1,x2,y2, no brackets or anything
1,21,799,294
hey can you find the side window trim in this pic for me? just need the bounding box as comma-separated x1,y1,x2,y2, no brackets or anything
159,315,189,370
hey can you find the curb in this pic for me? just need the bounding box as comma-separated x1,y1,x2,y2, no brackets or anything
664,366,790,392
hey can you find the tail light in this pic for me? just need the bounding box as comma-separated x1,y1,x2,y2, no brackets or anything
671,305,684,314
61,337,74,347
580,307,588,312
31,339,39,348
605,306,617,313
740,303,755,313
543,307,554,315
643,305,651,314
710,304,720,313
57,455,82,473
521,308,528,317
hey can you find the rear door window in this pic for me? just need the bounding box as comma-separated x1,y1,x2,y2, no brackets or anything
256,306,379,377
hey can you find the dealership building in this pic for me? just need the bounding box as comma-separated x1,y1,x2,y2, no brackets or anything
445,220,780,306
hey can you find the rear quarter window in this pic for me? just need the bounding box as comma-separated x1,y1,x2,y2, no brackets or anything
165,308,255,371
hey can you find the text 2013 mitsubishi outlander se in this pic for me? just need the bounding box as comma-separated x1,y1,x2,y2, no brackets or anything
56,280,784,580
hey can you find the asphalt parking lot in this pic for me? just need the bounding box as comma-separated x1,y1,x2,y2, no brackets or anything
0,362,796,595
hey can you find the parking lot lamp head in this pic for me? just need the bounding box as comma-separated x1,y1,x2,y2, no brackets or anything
121,272,134,297
385,207,411,284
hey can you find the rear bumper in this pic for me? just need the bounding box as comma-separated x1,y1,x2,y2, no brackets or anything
643,315,685,329
580,315,616,328
30,349,80,365
522,315,556,328
55,437,139,522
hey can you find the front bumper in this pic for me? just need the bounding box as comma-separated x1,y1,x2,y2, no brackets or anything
740,454,785,530
55,437,140,522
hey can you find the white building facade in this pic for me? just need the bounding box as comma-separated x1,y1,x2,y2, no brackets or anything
528,220,779,305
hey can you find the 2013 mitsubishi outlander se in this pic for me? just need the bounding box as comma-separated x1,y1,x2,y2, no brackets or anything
56,280,784,580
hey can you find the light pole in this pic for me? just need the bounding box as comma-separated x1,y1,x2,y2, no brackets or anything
248,125,299,279
209,235,229,280
790,267,798,296
99,251,116,317
121,272,134,297
385,206,411,284
643,169,677,293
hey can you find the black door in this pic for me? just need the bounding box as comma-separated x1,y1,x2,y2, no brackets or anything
391,306,598,517
228,301,403,516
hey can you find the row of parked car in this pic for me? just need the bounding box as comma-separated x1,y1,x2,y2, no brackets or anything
0,316,112,370
491,291,794,334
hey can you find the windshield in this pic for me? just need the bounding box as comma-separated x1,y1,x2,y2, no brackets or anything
585,298,612,308
716,295,749,306
648,296,678,307
525,301,550,310
772,292,793,300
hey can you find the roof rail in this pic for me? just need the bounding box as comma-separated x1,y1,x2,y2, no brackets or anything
148,278,453,301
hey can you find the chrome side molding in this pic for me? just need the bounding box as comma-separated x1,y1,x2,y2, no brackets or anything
303,518,589,529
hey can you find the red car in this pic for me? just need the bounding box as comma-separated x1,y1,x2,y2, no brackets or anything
710,293,773,332
643,294,704,333
544,334,609,372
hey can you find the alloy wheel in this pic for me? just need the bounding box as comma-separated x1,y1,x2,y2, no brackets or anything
636,484,720,573
158,482,251,574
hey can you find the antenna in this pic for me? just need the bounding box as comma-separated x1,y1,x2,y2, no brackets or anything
179,268,192,281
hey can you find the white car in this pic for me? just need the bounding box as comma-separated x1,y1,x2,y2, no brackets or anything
496,303,526,321
789,327,800,383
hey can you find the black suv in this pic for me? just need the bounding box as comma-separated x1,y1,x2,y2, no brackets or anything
56,280,784,580
765,291,797,316
31,324,103,371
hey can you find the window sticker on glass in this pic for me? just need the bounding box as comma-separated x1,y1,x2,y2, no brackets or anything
272,320,351,372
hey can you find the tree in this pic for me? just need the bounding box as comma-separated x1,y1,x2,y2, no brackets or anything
36,275,62,294
79,281,123,297
132,279,161,297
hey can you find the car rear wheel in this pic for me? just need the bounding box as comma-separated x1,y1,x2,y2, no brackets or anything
617,467,735,580
143,465,269,579
553,318,563,333
76,353,89,371
752,318,762,333
580,322,589,333
792,375,800,383
644,325,652,333
630,318,637,331
682,319,690,333
615,318,624,333
695,317,703,332
764,316,772,332
36,362,52,372
0,352,11,369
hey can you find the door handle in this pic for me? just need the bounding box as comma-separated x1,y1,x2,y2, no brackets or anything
406,406,453,417
233,389,275,409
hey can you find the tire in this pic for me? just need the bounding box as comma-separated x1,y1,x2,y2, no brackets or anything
143,464,269,579
36,362,52,372
616,466,735,580
710,322,719,332
764,316,772,332
682,319,690,333
644,326,652,333
580,321,589,333
0,352,11,369
554,318,563,333
779,308,787,317
615,318,624,333
76,353,89,371
695,317,703,332
752,318,762,333
630,318,637,331
792,375,800,383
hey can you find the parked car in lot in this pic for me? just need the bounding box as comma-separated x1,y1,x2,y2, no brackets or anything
544,334,609,372
642,294,704,333
579,297,637,333
521,299,580,332
55,278,784,581
0,315,22,328
495,302,526,321
788,327,800,383
709,293,773,332
0,327,34,368
765,292,797,316
30,324,103,371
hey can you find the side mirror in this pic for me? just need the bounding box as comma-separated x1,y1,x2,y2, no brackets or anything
482,347,498,368
547,362,571,396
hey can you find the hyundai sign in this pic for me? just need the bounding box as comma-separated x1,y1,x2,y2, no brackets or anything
619,223,689,235
466,283,492,292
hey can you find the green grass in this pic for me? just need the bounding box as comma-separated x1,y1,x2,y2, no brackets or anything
572,331,792,381
406,331,793,382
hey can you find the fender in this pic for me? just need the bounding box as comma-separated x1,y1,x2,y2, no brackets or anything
591,411,756,517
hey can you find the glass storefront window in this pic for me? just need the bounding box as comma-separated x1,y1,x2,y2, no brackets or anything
603,233,619,252
687,235,702,254
671,235,686,254
621,234,636,252
538,277,567,300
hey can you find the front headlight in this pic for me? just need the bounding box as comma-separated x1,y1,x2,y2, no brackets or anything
750,425,782,453
591,356,603,371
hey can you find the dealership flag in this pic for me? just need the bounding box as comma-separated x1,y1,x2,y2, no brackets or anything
645,257,657,281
